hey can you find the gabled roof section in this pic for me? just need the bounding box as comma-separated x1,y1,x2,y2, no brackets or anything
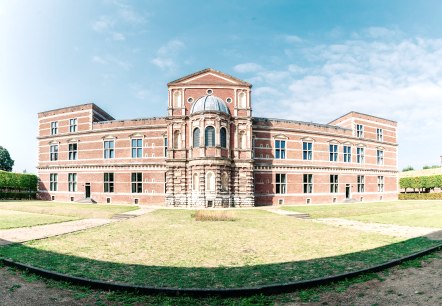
328,111,397,126
167,68,252,87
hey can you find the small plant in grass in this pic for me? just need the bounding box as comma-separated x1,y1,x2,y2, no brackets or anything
193,210,237,221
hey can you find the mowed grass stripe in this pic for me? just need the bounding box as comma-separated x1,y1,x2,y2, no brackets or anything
0,209,77,229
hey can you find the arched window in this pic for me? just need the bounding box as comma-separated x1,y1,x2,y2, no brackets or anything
193,128,200,148
192,173,199,191
239,131,246,149
220,127,227,148
173,91,182,108
205,126,215,147
238,92,246,108
173,130,180,149
221,171,229,191
206,172,215,191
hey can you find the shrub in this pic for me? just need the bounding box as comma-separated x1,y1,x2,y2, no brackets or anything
0,171,38,200
193,210,237,222
399,193,442,200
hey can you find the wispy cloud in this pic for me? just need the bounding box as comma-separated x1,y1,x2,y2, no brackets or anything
284,35,303,43
92,15,114,33
152,39,185,72
233,62,263,73
91,54,131,70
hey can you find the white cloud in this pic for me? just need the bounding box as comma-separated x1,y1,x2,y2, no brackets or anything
152,39,185,72
285,35,303,43
92,16,114,33
91,55,131,70
250,32,442,168
233,62,263,73
112,32,126,41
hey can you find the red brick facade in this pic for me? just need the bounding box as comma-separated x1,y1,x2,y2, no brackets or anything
37,69,398,206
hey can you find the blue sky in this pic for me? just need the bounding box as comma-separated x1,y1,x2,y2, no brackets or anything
1,0,442,173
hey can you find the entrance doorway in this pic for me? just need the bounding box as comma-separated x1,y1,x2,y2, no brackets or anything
345,184,351,199
85,183,91,198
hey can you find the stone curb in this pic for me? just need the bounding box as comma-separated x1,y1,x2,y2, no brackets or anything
1,242,442,297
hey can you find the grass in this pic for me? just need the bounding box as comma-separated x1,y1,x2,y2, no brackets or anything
0,209,77,229
0,209,439,288
0,201,137,219
282,200,442,228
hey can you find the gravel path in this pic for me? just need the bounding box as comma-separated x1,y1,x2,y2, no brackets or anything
312,218,442,240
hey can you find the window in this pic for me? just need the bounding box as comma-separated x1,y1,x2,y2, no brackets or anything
276,174,286,194
220,127,227,148
205,126,215,147
206,172,215,191
275,140,286,159
104,173,114,193
173,130,181,149
164,137,168,157
68,143,77,160
131,173,142,193
377,176,384,192
330,175,338,193
50,173,58,191
357,175,365,192
103,140,114,159
356,124,364,138
192,173,199,191
356,147,365,163
343,145,351,163
303,142,312,160
50,144,58,161
69,119,77,133
221,172,229,191
68,173,77,192
193,128,200,148
329,144,338,162
377,128,383,141
377,149,384,165
51,121,58,135
131,139,142,158
303,174,313,193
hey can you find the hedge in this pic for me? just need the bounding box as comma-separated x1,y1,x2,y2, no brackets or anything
399,193,442,200
0,171,38,199
399,175,442,192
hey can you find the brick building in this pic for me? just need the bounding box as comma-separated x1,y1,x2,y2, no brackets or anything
37,68,398,207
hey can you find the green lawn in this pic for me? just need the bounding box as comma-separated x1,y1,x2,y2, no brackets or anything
0,201,137,219
0,209,438,288
0,209,77,229
282,200,442,224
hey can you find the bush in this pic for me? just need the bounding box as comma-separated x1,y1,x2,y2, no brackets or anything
193,210,237,222
399,193,442,200
0,171,38,200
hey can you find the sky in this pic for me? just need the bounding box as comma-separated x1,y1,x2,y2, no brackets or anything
1,0,442,173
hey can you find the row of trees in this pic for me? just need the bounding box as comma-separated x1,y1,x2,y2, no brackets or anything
400,175,442,193
0,171,38,199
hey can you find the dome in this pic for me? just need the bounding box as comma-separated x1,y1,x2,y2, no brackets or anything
190,95,230,115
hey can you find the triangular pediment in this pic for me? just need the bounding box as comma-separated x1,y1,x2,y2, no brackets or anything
168,68,251,87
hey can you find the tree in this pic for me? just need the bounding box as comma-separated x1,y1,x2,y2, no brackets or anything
0,146,14,172
402,166,414,172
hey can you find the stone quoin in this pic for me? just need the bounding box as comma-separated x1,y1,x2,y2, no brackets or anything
37,68,398,207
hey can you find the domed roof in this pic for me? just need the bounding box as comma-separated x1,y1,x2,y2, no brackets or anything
190,95,230,115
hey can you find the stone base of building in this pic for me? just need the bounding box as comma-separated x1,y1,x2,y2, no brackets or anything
166,194,255,208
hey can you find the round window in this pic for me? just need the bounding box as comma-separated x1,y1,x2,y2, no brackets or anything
206,89,213,95
226,97,232,103
187,97,194,103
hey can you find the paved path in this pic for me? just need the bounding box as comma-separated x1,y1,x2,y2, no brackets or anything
0,207,155,246
262,208,309,216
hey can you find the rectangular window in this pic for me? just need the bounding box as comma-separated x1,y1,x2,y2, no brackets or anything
131,172,142,193
377,176,384,192
69,118,77,133
329,144,338,162
303,142,312,160
104,173,114,193
343,145,351,163
303,174,313,193
164,137,168,157
275,173,286,194
377,128,383,141
68,173,77,192
357,175,365,192
330,175,338,193
68,143,77,160
356,124,364,138
104,140,115,159
51,121,58,135
131,139,142,158
275,140,286,159
50,144,58,161
50,173,58,191
377,150,384,165
356,147,365,164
